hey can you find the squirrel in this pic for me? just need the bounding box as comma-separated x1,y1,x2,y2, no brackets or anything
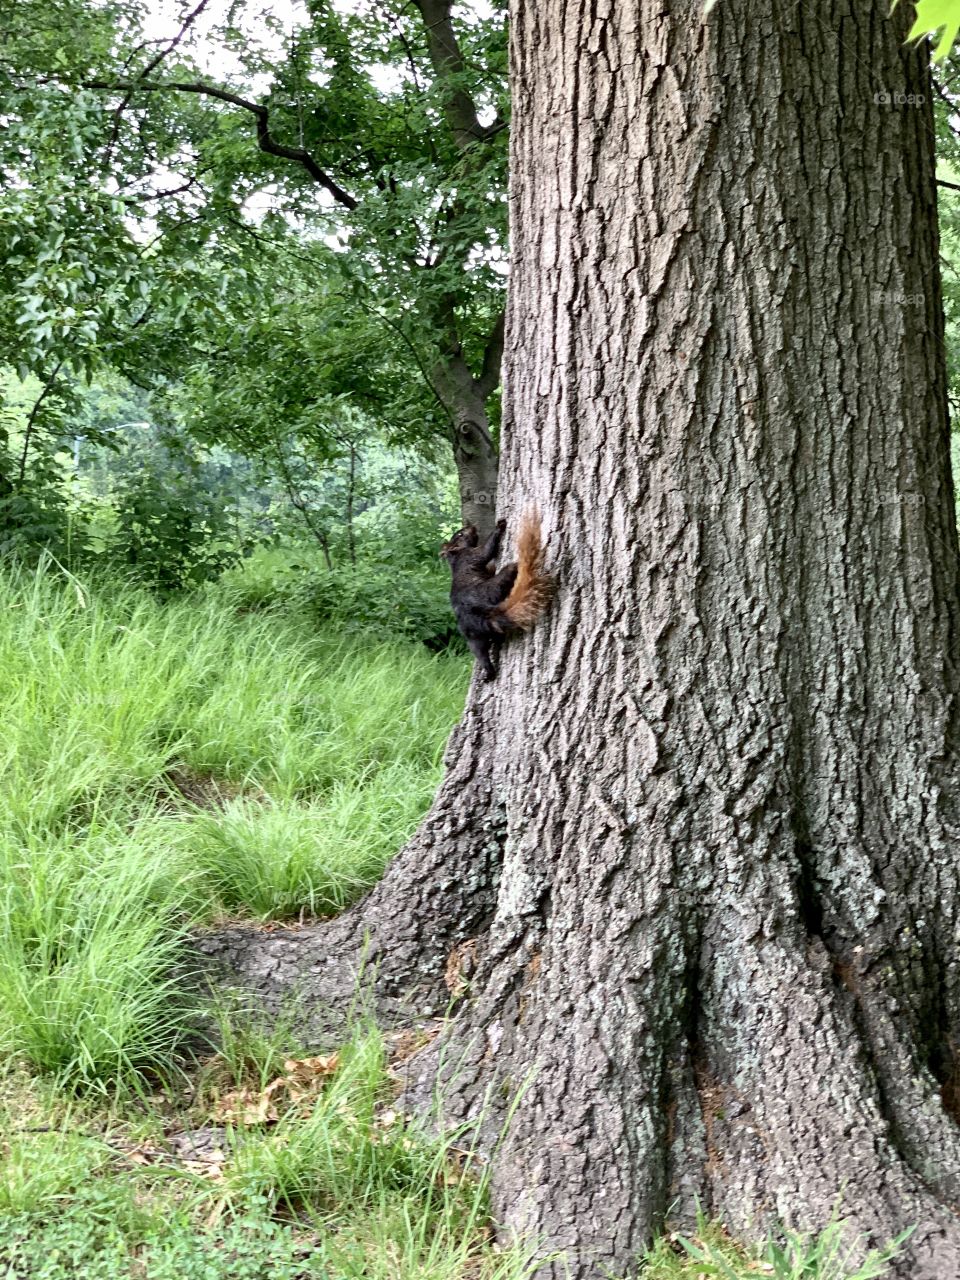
440,511,552,681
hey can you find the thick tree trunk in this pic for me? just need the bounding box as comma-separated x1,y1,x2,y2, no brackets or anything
425,2,960,1272
194,1,960,1275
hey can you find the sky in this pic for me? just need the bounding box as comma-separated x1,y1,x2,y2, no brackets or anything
140,0,310,84
139,0,494,84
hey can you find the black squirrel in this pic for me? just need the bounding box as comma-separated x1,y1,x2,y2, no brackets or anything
440,511,552,681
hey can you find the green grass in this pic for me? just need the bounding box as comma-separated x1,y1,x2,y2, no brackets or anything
179,764,438,920
0,558,467,1089
0,1025,538,1280
645,1213,907,1279
0,1061,904,1280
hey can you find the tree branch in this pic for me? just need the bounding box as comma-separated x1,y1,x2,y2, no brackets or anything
410,0,497,152
119,175,205,204
17,363,65,490
85,78,358,210
474,309,505,399
271,439,334,567
106,0,215,156
937,178,960,194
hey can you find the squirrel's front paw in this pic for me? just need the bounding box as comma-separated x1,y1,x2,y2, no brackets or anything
496,518,507,533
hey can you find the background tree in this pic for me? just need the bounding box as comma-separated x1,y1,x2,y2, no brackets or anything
15,0,511,530
195,2,960,1276
5,0,512,532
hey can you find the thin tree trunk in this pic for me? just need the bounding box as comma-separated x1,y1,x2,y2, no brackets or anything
272,441,333,569
16,361,63,490
345,441,357,566
435,353,500,534
194,2,960,1275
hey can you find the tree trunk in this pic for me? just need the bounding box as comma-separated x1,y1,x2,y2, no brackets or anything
195,1,960,1275
435,352,500,534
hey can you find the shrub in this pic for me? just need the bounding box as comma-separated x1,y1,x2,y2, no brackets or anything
108,462,244,593
296,562,458,648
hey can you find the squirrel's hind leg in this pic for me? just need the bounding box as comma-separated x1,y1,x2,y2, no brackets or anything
466,635,497,681
486,563,518,605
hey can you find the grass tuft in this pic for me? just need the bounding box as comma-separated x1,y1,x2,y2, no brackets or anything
642,1209,905,1279
180,764,437,921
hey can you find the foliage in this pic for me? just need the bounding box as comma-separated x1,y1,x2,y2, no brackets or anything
179,768,437,921
211,444,461,644
163,239,451,466
0,0,509,518
1,1215,323,1280
934,61,960,424
107,452,246,593
0,817,195,1090
908,0,960,60
296,561,457,648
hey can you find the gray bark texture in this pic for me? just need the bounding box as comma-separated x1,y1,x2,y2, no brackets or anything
193,1,960,1275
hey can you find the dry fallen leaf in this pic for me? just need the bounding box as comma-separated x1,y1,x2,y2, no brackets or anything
283,1053,339,1080
212,1088,279,1126
209,1053,341,1125
183,1157,225,1181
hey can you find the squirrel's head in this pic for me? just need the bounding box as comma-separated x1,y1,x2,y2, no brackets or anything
439,525,478,561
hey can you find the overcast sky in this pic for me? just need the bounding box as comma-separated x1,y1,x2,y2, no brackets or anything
141,0,311,82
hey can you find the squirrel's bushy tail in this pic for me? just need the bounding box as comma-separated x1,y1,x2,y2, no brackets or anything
494,510,553,631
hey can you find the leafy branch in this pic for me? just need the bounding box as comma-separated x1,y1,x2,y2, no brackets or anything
84,78,359,209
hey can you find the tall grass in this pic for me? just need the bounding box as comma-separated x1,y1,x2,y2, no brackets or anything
0,560,467,1087
179,764,438,920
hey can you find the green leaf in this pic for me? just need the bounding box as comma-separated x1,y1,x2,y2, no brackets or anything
905,0,960,59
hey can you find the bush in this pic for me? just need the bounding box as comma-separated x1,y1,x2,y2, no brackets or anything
296,562,458,648
108,461,244,593
0,470,94,567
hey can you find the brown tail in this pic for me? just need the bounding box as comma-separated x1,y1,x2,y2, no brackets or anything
493,510,553,631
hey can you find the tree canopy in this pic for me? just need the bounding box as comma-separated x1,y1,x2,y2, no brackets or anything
1,0,510,531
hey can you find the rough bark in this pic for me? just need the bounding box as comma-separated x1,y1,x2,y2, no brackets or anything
194,1,960,1275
